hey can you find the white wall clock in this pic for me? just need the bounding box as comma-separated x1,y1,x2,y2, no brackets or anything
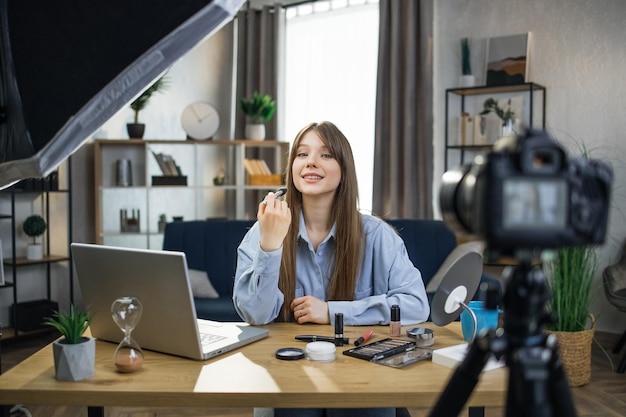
181,101,220,140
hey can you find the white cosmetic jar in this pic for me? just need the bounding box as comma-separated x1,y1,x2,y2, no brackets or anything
305,341,336,362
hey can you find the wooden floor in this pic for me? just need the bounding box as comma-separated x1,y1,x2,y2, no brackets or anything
2,330,625,417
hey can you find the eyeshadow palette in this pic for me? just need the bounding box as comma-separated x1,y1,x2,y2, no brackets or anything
343,338,432,368
342,338,417,362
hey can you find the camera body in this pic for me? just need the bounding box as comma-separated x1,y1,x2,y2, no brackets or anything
440,129,612,257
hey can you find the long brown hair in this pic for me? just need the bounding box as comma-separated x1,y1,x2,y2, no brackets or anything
277,121,363,322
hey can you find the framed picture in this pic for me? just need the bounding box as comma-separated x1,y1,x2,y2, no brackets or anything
485,33,530,86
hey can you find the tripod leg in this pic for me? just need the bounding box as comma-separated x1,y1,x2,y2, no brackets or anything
547,337,578,417
505,336,578,417
428,336,492,417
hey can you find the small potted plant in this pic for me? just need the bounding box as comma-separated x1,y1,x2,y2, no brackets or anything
158,213,167,233
127,74,169,139
459,37,475,87
44,304,95,381
239,91,276,140
479,97,516,143
22,214,47,260
480,98,515,126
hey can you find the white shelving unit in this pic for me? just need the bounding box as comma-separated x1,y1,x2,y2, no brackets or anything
94,139,289,249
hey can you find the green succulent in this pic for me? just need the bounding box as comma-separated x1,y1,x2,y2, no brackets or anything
239,91,276,124
44,305,91,344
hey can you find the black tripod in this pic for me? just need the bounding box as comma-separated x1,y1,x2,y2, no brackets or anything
429,258,578,417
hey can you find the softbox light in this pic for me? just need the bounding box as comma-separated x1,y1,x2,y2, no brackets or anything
0,0,244,188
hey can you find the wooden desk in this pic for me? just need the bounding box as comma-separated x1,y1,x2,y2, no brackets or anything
0,323,506,411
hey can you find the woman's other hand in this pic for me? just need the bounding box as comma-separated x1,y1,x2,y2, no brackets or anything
290,295,330,324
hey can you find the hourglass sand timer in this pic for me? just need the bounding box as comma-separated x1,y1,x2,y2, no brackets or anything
111,296,144,372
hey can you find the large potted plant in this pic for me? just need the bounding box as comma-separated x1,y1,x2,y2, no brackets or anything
544,245,598,387
44,305,95,381
239,91,276,140
22,214,47,260
127,75,169,139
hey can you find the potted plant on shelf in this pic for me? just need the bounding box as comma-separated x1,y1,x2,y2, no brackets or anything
544,245,598,387
44,304,95,381
239,91,276,140
127,74,169,139
22,214,47,260
479,97,516,143
459,37,475,87
158,213,167,233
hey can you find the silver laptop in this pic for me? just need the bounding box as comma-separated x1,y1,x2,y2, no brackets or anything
70,243,268,360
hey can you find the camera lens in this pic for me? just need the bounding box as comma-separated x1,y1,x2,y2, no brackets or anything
440,164,476,236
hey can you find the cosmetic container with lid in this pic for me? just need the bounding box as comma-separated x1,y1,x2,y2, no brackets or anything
406,327,435,347
390,304,401,337
334,312,344,346
306,341,336,362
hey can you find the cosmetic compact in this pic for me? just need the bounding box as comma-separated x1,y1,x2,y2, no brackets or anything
406,327,435,347
275,347,305,361
305,341,336,362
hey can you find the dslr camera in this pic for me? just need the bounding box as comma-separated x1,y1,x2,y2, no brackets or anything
440,129,613,258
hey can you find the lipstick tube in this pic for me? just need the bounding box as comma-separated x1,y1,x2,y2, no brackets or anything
334,313,344,346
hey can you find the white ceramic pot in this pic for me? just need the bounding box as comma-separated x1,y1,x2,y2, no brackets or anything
26,243,43,260
52,337,96,381
459,75,476,88
245,124,266,140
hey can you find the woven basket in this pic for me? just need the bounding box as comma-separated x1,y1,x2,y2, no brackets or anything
545,314,595,387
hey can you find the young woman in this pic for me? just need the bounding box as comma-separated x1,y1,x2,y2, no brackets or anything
234,120,429,326
233,121,429,417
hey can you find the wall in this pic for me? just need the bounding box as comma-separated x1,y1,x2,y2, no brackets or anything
433,0,626,333
57,22,238,312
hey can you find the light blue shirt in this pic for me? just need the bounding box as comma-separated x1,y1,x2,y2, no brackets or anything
233,213,430,326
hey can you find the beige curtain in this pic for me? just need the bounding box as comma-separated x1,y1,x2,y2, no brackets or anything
373,0,433,219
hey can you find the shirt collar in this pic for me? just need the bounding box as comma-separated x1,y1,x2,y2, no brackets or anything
297,211,336,245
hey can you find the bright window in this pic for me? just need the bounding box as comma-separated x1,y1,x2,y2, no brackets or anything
284,0,379,213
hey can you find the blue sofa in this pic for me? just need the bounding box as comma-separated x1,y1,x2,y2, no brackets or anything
162,218,498,322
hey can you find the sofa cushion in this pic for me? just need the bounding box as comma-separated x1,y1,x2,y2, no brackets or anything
188,269,219,299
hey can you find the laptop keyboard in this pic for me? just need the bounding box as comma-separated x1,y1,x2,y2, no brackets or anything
200,332,227,347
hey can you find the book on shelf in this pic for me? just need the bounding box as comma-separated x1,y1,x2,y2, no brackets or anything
151,151,182,176
243,158,282,186
243,158,273,176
